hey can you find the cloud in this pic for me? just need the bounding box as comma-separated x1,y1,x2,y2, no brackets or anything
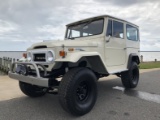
0,19,19,34
37,24,65,40
0,0,160,51
94,0,160,6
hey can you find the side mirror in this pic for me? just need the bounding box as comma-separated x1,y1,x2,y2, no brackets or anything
106,35,111,42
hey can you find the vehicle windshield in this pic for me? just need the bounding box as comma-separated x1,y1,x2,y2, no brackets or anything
66,18,104,39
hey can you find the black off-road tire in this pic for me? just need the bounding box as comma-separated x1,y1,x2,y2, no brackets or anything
19,81,47,97
58,67,97,116
121,62,139,88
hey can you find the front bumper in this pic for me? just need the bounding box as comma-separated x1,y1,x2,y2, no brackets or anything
8,62,49,87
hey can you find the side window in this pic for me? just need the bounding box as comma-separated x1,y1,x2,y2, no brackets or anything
106,20,112,36
126,24,139,41
70,30,80,38
113,21,124,39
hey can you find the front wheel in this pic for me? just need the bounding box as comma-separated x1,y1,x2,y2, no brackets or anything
19,82,47,97
58,67,97,116
121,62,139,88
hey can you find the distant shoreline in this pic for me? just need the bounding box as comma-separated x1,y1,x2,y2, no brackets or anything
0,51,26,52
0,51,160,52
140,51,160,52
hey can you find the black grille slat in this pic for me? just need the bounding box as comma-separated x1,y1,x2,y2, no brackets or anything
34,53,46,62
34,46,47,49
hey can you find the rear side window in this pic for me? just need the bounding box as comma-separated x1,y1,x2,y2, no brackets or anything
126,24,139,41
113,21,124,39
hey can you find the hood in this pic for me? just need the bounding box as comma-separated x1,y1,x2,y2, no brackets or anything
28,39,98,49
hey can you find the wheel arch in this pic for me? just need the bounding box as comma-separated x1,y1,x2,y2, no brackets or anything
54,53,108,75
127,53,140,69
81,56,108,74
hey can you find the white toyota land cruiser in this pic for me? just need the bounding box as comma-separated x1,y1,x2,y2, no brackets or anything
9,15,140,116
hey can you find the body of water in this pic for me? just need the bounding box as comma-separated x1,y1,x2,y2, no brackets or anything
0,51,159,62
0,51,25,60
140,52,160,61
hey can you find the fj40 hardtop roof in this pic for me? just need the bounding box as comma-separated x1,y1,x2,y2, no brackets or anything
66,14,139,28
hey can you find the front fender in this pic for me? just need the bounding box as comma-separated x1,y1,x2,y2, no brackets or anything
55,52,102,63
55,52,108,74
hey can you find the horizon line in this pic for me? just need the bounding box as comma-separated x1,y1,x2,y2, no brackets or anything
0,51,160,52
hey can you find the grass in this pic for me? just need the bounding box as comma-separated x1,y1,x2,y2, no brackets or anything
140,61,160,69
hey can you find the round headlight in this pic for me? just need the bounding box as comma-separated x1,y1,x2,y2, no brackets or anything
47,51,54,62
27,52,32,61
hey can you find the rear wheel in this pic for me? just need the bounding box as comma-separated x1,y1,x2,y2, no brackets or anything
19,82,47,97
121,62,139,88
58,67,97,116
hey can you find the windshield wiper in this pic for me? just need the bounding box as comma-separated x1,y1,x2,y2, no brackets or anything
68,37,75,40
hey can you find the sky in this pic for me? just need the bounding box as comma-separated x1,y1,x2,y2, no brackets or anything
0,0,160,51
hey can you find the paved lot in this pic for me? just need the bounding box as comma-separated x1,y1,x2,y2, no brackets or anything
0,68,160,120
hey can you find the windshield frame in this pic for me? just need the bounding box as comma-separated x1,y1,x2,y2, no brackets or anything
65,18,104,39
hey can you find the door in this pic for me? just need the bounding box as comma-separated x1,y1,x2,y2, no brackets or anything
105,19,126,66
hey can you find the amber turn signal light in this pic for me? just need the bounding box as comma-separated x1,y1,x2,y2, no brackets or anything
59,51,66,57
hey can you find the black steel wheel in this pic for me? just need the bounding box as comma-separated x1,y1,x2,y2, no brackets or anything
76,81,90,101
121,62,139,88
19,81,47,97
58,67,97,116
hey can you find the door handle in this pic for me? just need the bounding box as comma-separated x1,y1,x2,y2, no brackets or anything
106,35,111,42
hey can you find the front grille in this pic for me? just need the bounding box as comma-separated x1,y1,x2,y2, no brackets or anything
33,53,46,62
